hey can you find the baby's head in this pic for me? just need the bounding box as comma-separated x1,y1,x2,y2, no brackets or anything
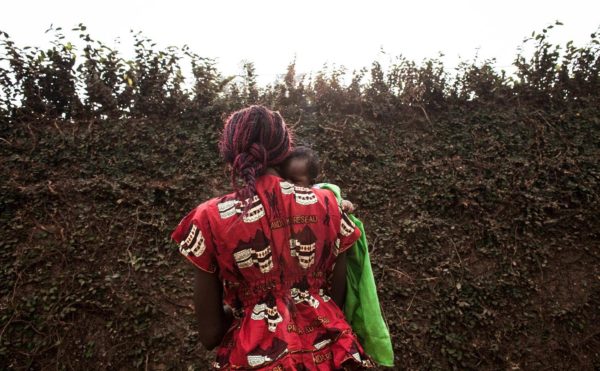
280,146,321,188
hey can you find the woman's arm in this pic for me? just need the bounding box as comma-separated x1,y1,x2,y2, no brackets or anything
193,268,232,350
331,251,347,308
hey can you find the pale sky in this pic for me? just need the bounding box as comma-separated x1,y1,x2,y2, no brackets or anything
1,0,599,84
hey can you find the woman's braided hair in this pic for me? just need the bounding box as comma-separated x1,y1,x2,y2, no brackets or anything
219,105,293,202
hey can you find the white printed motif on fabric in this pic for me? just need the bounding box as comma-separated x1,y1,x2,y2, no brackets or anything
217,195,265,223
340,212,356,237
332,238,341,257
280,181,295,195
233,230,273,273
319,289,331,302
349,342,366,364
313,332,333,350
290,287,320,308
247,355,272,367
246,338,288,367
289,226,317,269
251,300,282,332
179,224,206,257
293,186,318,205
290,277,320,308
279,181,318,205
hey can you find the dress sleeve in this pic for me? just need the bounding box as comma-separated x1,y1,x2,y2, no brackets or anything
171,203,218,273
337,209,361,254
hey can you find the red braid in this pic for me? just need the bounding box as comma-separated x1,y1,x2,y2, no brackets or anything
219,105,293,202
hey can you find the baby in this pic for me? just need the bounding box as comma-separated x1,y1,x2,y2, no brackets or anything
280,146,355,212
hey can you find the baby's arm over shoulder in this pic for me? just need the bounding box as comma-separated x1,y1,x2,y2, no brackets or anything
341,199,355,213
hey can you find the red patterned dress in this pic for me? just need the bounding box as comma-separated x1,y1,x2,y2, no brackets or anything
171,174,373,370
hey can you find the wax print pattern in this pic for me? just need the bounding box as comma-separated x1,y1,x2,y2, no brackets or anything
172,174,373,370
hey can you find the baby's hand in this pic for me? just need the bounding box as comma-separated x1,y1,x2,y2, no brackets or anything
341,199,355,213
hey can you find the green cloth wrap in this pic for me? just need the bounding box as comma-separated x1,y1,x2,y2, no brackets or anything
316,183,394,367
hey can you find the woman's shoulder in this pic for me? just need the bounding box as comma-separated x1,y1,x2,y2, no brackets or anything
172,192,236,235
188,194,232,216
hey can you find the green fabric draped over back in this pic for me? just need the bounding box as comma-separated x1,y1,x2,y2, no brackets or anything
316,183,394,367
